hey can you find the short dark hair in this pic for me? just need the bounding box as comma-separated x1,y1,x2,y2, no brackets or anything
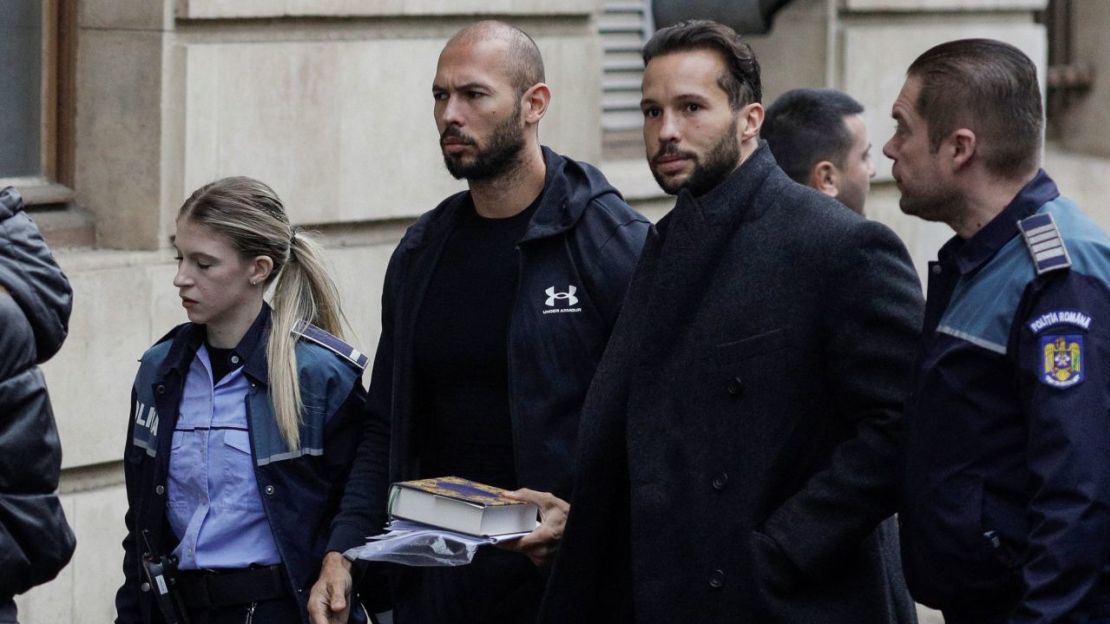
642,19,761,109
762,88,864,184
908,38,1042,178
448,21,545,96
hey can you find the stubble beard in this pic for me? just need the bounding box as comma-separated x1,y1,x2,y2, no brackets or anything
652,117,741,196
898,185,965,226
441,100,527,182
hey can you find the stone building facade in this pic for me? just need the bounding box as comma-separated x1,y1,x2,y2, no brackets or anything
8,0,1107,621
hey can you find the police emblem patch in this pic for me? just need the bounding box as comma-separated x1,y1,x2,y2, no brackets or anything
1041,334,1084,388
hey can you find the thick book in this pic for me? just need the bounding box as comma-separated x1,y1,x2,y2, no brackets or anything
387,476,538,537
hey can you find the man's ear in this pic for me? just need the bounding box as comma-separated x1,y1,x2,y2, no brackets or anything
949,128,977,172
522,83,552,125
807,161,840,199
740,102,765,142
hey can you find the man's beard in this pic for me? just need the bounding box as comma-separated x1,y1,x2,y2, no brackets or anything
441,102,526,181
651,117,740,196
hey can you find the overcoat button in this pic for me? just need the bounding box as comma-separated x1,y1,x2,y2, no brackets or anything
140,582,151,592
155,485,165,495
155,384,166,395
727,377,743,396
712,472,729,491
230,355,241,364
709,569,725,589
265,485,275,495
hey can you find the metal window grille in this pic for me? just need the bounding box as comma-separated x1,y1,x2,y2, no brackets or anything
601,1,653,156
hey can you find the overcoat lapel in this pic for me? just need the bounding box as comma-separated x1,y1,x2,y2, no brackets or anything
626,145,779,369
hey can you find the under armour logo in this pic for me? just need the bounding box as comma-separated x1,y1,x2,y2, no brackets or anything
545,285,578,307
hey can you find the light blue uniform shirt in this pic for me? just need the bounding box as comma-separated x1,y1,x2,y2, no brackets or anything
166,345,281,569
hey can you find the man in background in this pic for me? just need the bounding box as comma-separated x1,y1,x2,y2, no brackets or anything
762,87,875,215
763,89,916,621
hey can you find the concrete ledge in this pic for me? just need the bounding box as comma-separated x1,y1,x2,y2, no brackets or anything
177,0,597,20
845,0,1046,11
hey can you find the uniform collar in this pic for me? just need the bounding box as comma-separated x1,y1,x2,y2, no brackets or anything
160,305,272,384
940,169,1059,275
237,304,271,384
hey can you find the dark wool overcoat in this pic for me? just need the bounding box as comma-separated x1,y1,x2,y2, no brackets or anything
540,144,924,624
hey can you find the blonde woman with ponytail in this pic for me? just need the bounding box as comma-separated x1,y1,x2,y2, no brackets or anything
115,177,373,624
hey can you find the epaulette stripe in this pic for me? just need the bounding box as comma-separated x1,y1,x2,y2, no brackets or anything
1023,223,1055,238
1033,244,1065,258
1019,212,1071,275
1021,213,1054,229
1026,230,1057,245
1038,255,1070,270
291,320,369,371
1031,240,1062,254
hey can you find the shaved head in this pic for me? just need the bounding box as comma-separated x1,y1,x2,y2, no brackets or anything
445,20,545,95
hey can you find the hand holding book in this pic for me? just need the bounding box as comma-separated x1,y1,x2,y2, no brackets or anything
344,477,556,569
497,488,570,568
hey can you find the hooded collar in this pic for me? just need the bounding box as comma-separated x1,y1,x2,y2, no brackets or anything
402,146,621,252
0,186,73,362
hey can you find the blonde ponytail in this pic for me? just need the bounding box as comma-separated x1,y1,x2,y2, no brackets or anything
177,177,350,451
266,229,350,450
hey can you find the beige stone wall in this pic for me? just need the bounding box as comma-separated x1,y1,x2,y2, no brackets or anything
20,0,1110,620
177,0,598,19
17,1,602,620
1054,0,1110,158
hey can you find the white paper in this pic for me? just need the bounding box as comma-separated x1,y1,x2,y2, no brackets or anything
345,520,530,567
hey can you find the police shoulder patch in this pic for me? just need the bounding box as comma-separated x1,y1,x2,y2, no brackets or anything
1028,309,1092,334
1040,334,1084,388
1018,213,1072,275
291,320,369,371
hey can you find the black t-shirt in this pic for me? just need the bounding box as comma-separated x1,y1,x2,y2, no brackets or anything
203,306,267,384
412,195,540,490
406,195,545,623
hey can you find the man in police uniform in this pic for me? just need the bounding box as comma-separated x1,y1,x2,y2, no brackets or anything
887,39,1110,623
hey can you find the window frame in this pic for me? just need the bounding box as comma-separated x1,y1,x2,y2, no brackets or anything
0,0,77,206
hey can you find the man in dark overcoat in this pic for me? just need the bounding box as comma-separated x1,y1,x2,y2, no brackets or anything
540,20,924,623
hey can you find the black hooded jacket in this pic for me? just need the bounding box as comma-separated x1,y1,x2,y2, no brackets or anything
327,146,650,553
0,187,75,603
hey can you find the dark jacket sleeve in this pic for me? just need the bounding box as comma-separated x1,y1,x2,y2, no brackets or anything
326,255,397,554
0,299,76,603
0,188,76,603
1010,273,1110,623
759,219,923,579
114,387,144,624
571,195,650,330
